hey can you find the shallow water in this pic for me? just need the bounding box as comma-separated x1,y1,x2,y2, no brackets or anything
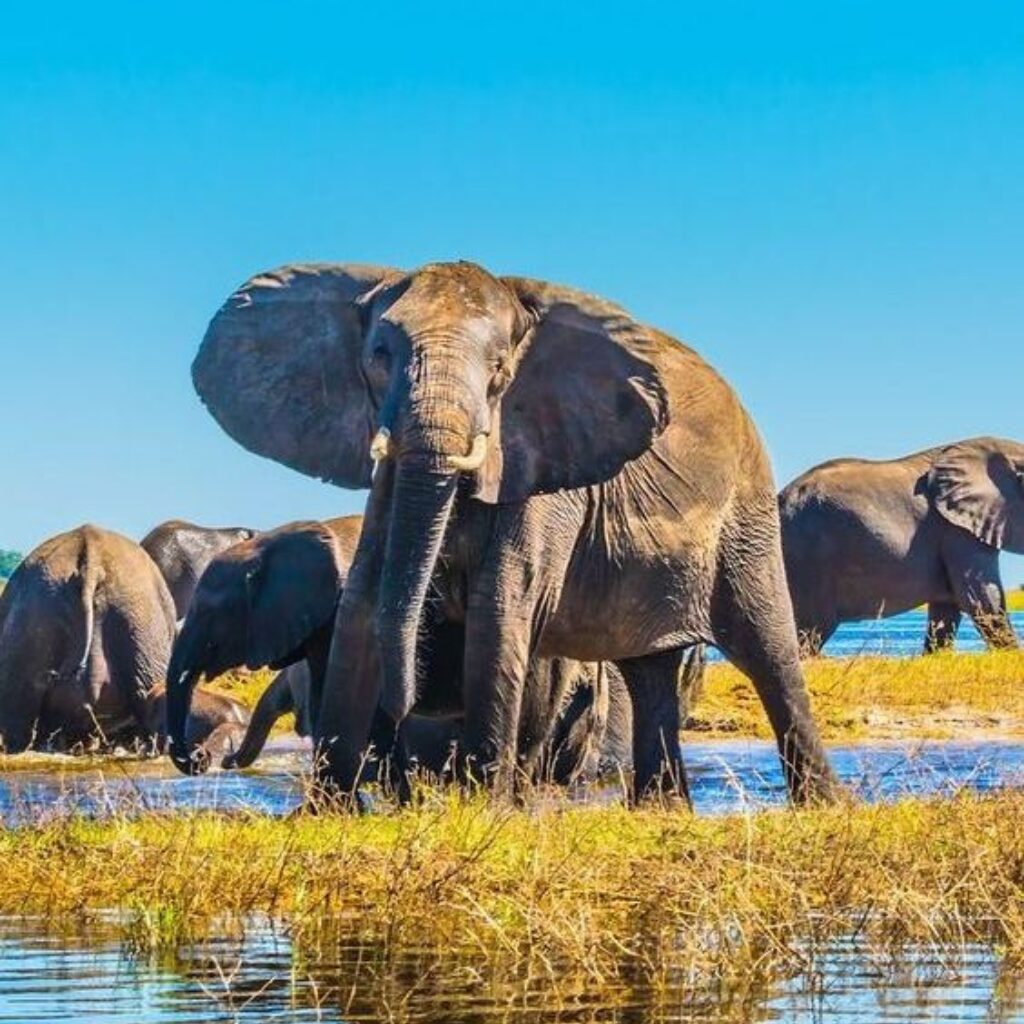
706,609,1024,661
1,918,1021,1023
2,736,1024,824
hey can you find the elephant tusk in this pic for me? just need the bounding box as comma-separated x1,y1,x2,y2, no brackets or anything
447,433,489,473
370,427,393,463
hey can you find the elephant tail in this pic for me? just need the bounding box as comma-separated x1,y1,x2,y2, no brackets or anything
72,548,101,678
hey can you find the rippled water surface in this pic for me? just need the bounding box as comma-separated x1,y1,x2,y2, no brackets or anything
1,920,1021,1023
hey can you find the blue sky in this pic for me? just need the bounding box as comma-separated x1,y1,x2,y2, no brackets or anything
2,3,1022,577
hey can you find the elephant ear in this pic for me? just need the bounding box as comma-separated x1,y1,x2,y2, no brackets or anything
928,438,1024,552
476,277,670,503
193,263,399,488
244,522,348,669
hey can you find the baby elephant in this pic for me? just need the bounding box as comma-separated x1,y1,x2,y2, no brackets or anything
143,684,250,760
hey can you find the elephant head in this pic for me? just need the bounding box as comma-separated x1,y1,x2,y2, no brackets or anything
927,437,1024,553
166,518,353,774
193,261,669,735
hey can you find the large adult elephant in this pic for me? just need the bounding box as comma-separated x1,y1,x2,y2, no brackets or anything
0,524,245,754
192,261,836,804
779,437,1024,654
141,519,254,619
166,515,633,786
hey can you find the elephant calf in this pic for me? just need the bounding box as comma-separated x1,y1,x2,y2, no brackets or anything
143,684,250,760
0,525,176,752
780,437,1024,653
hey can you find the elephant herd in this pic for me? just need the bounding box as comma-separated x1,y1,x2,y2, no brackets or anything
2,259,1022,811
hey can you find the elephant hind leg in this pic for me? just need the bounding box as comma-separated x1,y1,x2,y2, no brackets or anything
924,601,962,653
712,543,838,804
614,648,689,807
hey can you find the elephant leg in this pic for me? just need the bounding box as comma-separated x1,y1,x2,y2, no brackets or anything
460,589,533,797
924,601,962,653
104,609,163,748
678,644,706,725
946,547,1017,649
222,671,295,769
615,648,689,806
713,532,838,804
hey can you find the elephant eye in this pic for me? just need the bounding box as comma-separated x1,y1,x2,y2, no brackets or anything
373,344,391,367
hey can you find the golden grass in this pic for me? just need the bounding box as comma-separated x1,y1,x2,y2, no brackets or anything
2,788,1023,991
694,648,1024,741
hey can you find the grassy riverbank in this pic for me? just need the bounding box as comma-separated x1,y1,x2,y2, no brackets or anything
694,648,1024,741
1,789,1022,990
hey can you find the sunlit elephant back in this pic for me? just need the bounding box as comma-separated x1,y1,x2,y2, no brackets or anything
192,260,838,806
780,437,1024,654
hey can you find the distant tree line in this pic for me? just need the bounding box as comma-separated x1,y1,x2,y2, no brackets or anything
0,550,22,580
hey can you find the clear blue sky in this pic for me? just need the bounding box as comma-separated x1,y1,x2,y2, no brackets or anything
2,3,1022,578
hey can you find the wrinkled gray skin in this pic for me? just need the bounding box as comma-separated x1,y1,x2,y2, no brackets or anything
780,437,1024,654
166,515,630,787
193,261,837,806
166,517,360,773
143,683,250,760
141,519,254,619
0,525,176,752
232,657,634,785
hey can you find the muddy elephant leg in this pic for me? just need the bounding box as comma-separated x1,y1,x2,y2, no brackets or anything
947,552,1017,649
615,648,690,807
924,601,962,653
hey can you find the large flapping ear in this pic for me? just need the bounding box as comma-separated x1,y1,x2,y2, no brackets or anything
244,521,348,669
475,277,670,503
927,437,1024,553
193,263,400,488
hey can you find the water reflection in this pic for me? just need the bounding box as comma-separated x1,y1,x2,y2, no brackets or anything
1,918,1021,1023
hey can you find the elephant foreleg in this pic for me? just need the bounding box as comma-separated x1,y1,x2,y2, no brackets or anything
948,554,1017,650
460,593,532,798
615,648,690,807
924,601,962,654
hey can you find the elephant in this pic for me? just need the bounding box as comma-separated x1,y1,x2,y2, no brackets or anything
191,260,837,806
167,516,363,772
779,437,1024,654
225,656,634,786
165,515,632,786
142,683,250,760
0,524,177,752
141,519,254,619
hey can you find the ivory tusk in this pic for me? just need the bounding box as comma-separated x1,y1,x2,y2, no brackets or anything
370,427,393,463
447,433,489,472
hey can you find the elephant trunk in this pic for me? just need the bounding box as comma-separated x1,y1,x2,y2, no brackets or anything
375,461,459,727
165,623,209,775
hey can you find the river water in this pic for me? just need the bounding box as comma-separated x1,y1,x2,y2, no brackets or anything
2,610,1024,1021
